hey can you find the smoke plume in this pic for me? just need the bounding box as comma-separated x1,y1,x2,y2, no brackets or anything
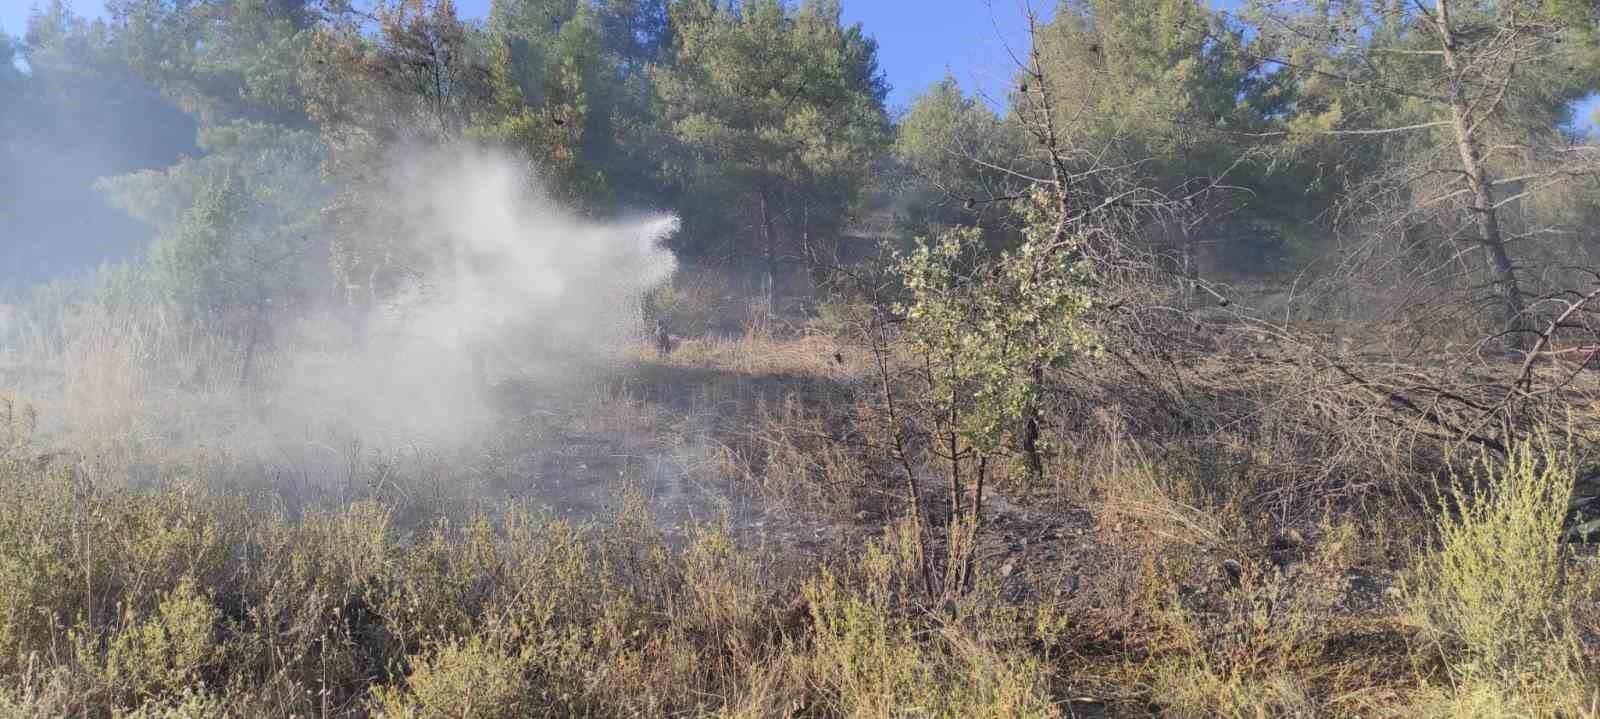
271,147,679,445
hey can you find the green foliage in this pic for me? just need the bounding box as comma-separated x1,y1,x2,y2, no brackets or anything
480,0,667,209
0,465,239,710
305,0,493,149
0,454,1085,717
1034,0,1274,185
1017,0,1314,276
893,76,1028,244
654,0,891,268
802,568,1057,718
370,634,534,718
1039,0,1260,150
100,122,327,342
1407,436,1587,692
1250,0,1598,194
895,191,1097,455
790,518,1059,718
108,0,317,126
482,5,610,203
301,0,503,299
99,579,224,705
18,1,196,158
113,689,228,719
2,1,196,286
895,76,1007,186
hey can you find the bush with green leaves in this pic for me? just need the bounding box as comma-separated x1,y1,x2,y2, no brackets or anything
895,188,1099,457
1406,436,1592,698
886,188,1099,595
99,122,328,384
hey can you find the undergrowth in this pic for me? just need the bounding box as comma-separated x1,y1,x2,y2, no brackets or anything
0,456,1056,718
2,315,1598,717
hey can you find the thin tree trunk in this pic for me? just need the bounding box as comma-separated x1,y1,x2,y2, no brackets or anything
1434,0,1528,348
1182,224,1198,307
240,300,267,388
871,312,937,599
1021,365,1045,482
962,456,987,595
1015,15,1063,486
758,190,777,318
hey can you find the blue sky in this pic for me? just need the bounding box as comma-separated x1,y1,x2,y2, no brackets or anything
0,0,1048,114
3,0,1595,128
842,0,1049,114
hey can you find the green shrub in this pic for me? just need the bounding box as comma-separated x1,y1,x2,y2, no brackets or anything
0,463,231,679
0,396,35,458
115,688,228,719
231,501,400,704
797,526,1059,719
370,634,533,719
99,578,224,705
1406,435,1593,701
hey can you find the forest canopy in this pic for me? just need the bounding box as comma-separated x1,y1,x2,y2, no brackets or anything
2,0,1596,306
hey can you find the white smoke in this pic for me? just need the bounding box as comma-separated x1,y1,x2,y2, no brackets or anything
272,147,678,444
386,149,677,353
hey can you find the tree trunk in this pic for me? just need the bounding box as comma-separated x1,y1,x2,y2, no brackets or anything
240,301,267,388
1434,0,1528,348
758,190,777,318
1181,224,1198,308
1021,365,1045,483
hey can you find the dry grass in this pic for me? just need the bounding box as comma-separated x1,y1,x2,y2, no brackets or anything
5,275,1600,717
1398,437,1600,715
0,456,1066,718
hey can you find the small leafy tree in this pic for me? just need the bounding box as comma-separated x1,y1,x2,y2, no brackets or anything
890,188,1099,597
101,122,328,386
